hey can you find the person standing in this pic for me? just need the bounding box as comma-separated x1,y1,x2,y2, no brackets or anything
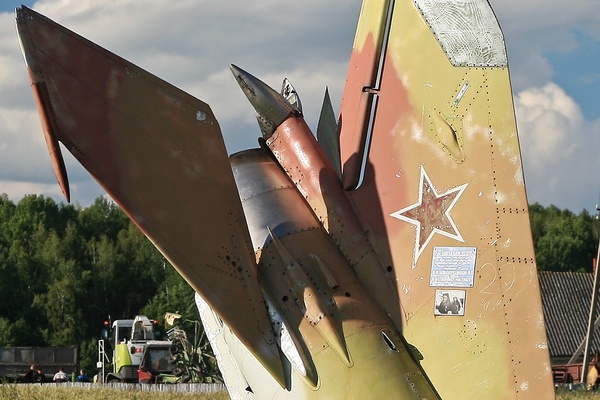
76,369,90,382
53,367,68,383
37,367,47,383
23,364,38,383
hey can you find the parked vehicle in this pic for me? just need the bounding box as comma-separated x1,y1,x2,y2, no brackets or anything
0,346,78,382
98,315,168,383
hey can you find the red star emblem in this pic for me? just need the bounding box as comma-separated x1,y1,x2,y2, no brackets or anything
390,166,467,268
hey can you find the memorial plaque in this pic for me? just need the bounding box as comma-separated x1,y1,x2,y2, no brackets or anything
430,246,476,287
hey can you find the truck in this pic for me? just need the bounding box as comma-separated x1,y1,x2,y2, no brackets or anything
0,346,78,382
98,315,170,383
98,314,221,384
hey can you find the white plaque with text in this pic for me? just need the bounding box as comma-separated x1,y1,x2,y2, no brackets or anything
430,246,476,287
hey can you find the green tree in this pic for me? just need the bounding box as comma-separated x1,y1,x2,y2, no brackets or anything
0,318,14,346
141,266,197,325
0,194,180,353
529,203,598,271
79,197,128,242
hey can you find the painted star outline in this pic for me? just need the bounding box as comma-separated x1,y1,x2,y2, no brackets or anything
390,166,468,268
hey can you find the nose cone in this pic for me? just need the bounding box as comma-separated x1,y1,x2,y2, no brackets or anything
230,64,296,138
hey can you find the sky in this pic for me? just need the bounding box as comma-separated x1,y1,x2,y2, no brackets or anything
0,0,599,214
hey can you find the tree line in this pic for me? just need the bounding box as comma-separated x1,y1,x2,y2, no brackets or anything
0,194,597,370
529,203,599,272
0,194,196,371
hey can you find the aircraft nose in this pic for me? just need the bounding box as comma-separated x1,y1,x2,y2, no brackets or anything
230,64,295,138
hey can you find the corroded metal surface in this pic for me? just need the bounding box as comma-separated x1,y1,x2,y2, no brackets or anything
339,0,553,398
16,6,285,387
17,0,554,398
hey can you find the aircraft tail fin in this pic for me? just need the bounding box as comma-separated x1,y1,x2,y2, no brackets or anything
336,0,554,398
16,5,286,386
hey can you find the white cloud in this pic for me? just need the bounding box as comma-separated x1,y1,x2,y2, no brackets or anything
0,180,64,202
1,0,361,205
1,0,598,213
516,83,581,166
27,0,358,150
516,84,600,212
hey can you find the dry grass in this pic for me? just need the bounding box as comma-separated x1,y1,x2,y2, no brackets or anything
556,385,600,400
4,383,598,399
0,384,231,400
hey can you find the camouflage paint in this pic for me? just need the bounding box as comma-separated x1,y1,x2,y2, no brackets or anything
339,0,554,398
16,0,554,398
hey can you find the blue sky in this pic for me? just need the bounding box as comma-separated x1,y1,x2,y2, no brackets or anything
548,31,600,120
0,0,598,214
1,2,33,13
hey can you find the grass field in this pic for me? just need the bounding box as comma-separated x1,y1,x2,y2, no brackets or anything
2,383,599,399
0,384,231,400
556,386,600,400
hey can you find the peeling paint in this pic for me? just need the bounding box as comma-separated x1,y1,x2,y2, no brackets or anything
514,165,524,185
414,0,507,67
495,191,507,204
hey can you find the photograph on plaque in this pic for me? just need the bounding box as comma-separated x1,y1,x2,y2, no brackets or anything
430,246,477,287
434,289,466,316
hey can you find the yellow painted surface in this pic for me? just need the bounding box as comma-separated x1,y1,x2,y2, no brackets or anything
341,0,554,398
